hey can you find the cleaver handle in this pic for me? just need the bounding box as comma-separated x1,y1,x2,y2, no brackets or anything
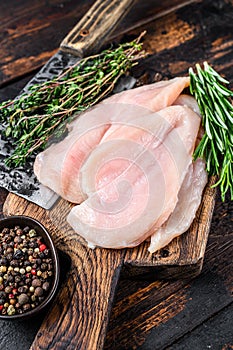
60,0,136,57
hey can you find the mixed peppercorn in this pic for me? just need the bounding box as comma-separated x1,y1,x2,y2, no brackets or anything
0,224,54,316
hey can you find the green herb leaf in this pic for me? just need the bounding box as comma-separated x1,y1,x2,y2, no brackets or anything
190,61,233,201
0,33,146,167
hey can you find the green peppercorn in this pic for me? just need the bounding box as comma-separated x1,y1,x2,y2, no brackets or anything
7,305,16,315
29,229,36,238
29,286,35,293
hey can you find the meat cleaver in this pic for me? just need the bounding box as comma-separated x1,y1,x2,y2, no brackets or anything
0,0,136,209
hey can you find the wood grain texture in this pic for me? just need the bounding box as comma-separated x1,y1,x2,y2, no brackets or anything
0,0,94,86
105,232,233,349
60,0,136,57
3,195,125,350
123,176,216,280
1,0,233,349
2,172,216,349
0,0,197,87
167,303,233,350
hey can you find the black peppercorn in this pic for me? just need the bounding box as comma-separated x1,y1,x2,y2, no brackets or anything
14,275,21,283
22,303,31,311
14,237,22,244
43,249,49,256
38,296,45,303
0,224,55,316
13,249,24,260
10,260,18,267
40,263,47,271
42,282,50,292
6,253,13,261
7,275,14,283
23,226,30,233
0,291,6,301
0,258,8,266
16,229,23,236
29,241,37,249
18,286,28,294
5,286,12,293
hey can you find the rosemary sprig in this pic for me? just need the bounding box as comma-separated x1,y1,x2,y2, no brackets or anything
189,61,233,200
0,33,146,167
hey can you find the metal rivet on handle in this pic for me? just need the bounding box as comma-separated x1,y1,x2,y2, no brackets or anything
79,28,89,37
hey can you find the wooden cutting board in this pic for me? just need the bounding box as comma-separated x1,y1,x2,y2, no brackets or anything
0,0,217,347
3,175,216,349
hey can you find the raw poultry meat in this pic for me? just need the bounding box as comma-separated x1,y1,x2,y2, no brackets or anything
67,103,202,249
34,77,207,252
80,94,201,196
34,77,189,203
148,158,207,253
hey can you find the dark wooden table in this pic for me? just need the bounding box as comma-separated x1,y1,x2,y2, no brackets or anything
0,0,233,349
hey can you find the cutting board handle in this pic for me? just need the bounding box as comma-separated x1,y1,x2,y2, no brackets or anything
60,0,135,57
4,193,126,350
30,247,125,350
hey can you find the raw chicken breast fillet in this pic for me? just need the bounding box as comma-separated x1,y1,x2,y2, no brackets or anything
34,77,189,203
148,158,207,253
34,77,207,252
67,103,202,249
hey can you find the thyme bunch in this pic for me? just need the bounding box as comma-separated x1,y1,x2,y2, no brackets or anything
0,34,145,167
189,62,233,200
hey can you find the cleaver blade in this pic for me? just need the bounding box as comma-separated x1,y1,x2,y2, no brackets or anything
0,0,136,209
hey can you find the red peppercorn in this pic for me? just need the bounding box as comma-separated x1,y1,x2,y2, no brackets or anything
9,293,14,299
0,305,3,311
12,288,17,295
39,244,47,252
31,269,37,275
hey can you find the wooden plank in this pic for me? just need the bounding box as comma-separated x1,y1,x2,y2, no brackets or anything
0,0,94,86
104,235,233,349
123,177,216,280
0,0,198,86
3,194,125,350
168,303,233,350
118,0,233,81
1,0,233,349
2,168,215,349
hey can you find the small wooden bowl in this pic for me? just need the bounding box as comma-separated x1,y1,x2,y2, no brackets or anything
0,215,60,320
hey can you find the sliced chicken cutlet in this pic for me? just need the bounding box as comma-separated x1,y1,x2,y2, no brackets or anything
67,104,201,249
148,158,207,253
34,77,189,203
